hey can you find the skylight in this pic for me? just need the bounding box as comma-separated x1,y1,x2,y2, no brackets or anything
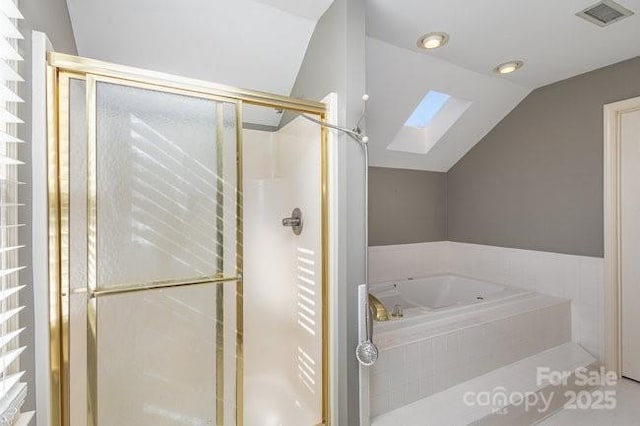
404,90,451,129
388,90,472,155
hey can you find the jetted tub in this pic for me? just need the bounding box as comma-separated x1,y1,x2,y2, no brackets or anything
370,273,532,332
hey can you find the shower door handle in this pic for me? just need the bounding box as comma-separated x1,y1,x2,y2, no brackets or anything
282,208,303,235
282,217,301,227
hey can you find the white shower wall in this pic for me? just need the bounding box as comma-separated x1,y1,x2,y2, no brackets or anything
243,117,323,425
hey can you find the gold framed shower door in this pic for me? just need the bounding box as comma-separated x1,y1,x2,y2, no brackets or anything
46,52,330,426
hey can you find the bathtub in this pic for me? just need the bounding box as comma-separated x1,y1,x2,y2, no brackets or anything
370,273,532,332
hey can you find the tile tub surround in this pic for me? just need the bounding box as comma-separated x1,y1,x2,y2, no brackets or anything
369,296,571,417
368,241,450,283
368,241,605,361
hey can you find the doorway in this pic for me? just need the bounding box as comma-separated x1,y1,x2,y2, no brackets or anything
604,95,640,382
46,53,330,425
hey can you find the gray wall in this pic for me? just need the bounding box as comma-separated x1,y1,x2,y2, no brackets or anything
19,0,77,412
447,57,640,257
287,1,366,424
369,167,446,246
368,57,640,257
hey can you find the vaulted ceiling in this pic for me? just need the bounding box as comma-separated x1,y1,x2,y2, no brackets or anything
65,0,334,127
65,0,640,171
366,0,640,171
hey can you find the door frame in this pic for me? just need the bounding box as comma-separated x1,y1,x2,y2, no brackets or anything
45,52,332,426
603,95,640,377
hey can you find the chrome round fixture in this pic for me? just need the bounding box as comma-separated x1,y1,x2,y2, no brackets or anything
417,32,449,50
494,60,524,74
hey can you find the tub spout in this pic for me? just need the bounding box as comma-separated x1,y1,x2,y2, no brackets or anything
368,294,390,321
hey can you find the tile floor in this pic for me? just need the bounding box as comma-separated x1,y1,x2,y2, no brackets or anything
539,378,640,425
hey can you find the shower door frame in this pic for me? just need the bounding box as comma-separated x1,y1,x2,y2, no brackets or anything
45,52,330,426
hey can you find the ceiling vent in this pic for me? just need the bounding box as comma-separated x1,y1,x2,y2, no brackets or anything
577,0,634,27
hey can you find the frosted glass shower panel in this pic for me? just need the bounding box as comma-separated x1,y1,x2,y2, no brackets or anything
94,281,238,425
95,82,238,289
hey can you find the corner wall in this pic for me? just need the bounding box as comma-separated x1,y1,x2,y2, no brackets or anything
447,56,640,257
368,167,446,246
287,0,367,424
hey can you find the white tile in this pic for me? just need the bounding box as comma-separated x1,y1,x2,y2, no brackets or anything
418,373,434,398
578,257,604,307
389,384,408,410
388,346,406,368
373,348,392,373
369,242,449,283
405,380,420,403
370,392,390,417
508,249,540,290
368,241,605,420
432,335,447,365
371,370,390,394
539,379,640,426
418,338,434,367
405,342,421,369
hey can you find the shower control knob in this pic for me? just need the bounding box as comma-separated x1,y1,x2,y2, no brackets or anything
282,208,303,235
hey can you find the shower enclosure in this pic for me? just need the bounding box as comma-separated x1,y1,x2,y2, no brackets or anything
46,53,329,426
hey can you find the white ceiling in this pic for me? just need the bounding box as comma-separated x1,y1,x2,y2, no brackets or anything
252,0,334,20
366,0,640,170
65,0,640,169
366,38,530,172
367,0,640,88
65,0,334,127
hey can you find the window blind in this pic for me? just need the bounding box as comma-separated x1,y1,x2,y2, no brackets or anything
0,0,29,425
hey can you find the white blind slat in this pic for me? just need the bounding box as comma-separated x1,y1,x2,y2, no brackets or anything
0,129,23,143
0,382,27,425
0,329,23,352
0,0,23,19
0,36,21,61
0,13,22,39
0,109,23,124
0,348,26,376
0,61,22,82
0,327,25,349
0,372,24,401
0,178,24,185
0,84,24,103
0,329,23,354
0,307,23,329
0,287,24,304
0,154,24,166
0,266,25,279
0,245,24,254
1,0,29,421
14,410,34,426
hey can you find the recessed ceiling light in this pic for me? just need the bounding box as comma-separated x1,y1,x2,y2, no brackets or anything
417,32,449,50
494,60,524,74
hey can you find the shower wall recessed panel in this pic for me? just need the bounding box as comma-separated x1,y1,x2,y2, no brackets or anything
94,82,238,289
243,114,323,426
